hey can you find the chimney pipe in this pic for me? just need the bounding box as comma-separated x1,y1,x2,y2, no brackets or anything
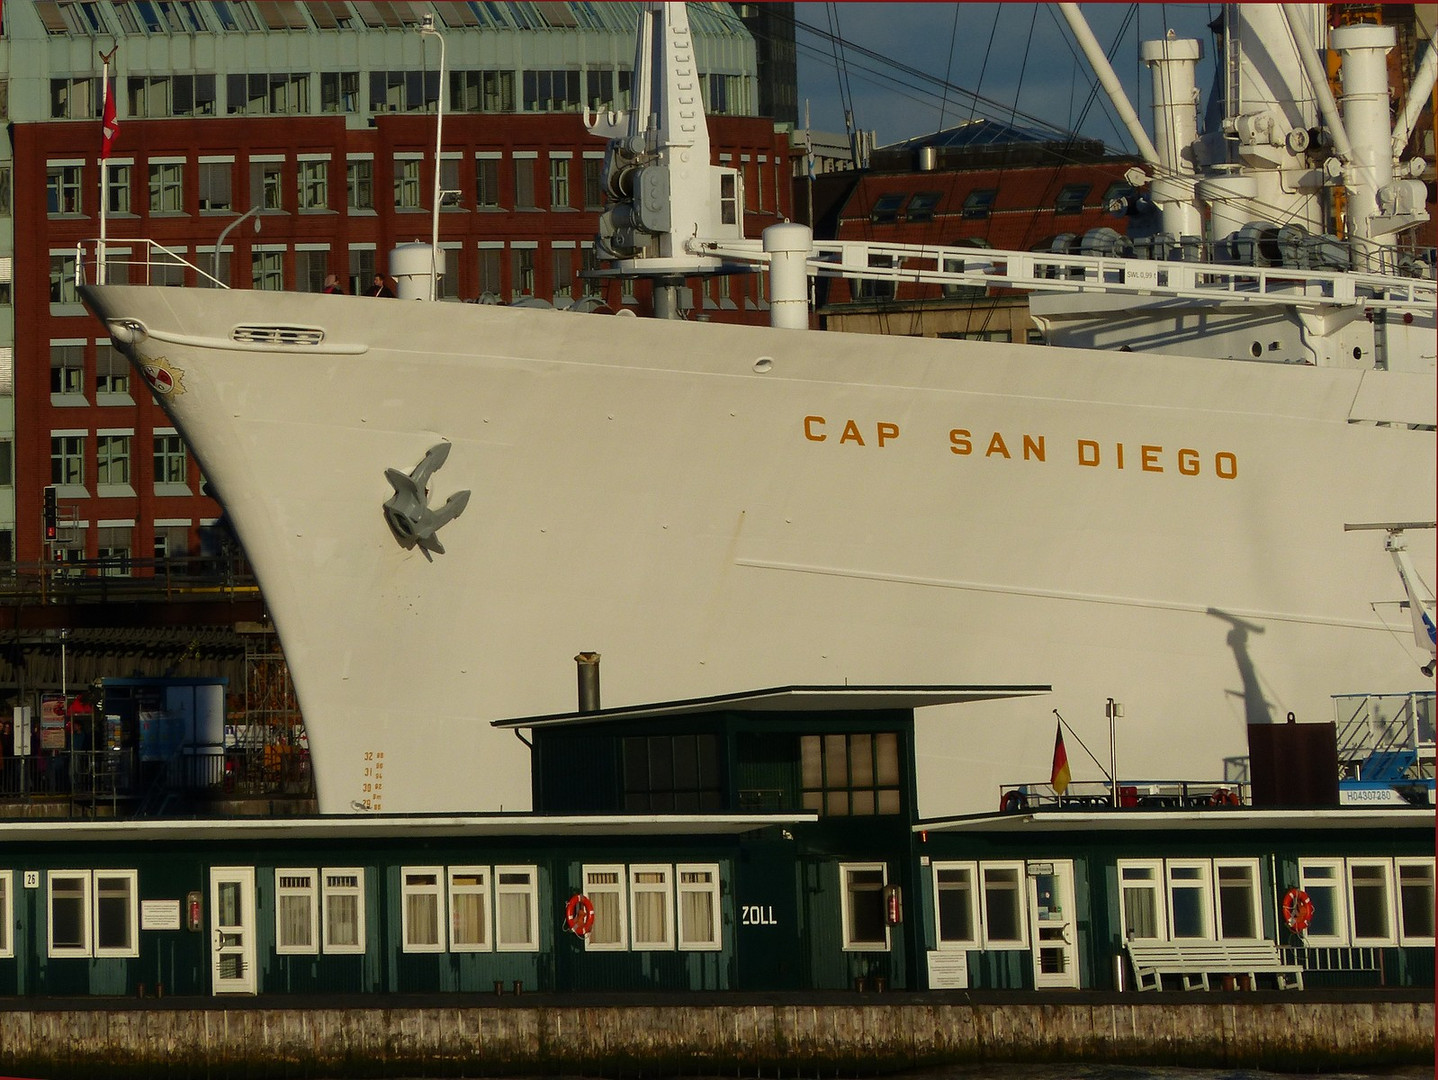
575,652,601,713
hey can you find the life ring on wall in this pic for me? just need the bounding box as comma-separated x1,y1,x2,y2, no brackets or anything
1000,790,1029,813
565,893,595,937
1208,787,1240,806
1282,887,1315,933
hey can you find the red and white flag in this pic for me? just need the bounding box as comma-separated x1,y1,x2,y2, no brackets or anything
101,78,119,159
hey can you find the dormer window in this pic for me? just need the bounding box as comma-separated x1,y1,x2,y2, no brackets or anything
962,188,997,219
869,192,905,224
906,191,942,223
1055,183,1091,215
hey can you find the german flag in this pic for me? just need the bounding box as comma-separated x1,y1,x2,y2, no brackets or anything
1050,723,1072,795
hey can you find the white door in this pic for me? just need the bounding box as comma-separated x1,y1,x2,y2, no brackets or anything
210,866,257,995
1028,860,1080,988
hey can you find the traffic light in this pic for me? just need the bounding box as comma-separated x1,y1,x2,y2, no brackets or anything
43,487,57,541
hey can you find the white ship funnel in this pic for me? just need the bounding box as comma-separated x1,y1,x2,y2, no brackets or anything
391,242,440,300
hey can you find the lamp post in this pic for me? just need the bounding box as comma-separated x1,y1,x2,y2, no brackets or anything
419,14,446,302
213,205,261,284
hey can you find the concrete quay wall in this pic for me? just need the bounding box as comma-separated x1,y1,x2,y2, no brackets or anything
0,996,1431,1078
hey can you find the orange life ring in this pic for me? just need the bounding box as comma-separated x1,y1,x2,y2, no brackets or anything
1208,787,1240,806
1282,887,1315,932
565,893,595,936
1000,790,1029,813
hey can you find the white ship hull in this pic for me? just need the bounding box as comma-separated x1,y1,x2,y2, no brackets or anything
81,285,1436,815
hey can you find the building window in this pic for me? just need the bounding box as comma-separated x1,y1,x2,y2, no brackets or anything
1214,859,1261,939
252,161,284,211
962,188,997,219
1118,861,1166,941
1166,861,1213,939
199,161,233,212
154,434,188,486
512,248,535,299
49,870,138,958
48,872,91,957
1055,183,1091,215
106,165,133,215
295,249,328,294
800,732,901,816
96,434,131,486
1297,860,1346,945
51,435,85,487
677,865,721,950
51,252,79,305
96,526,132,576
252,250,284,292
622,734,722,812
580,245,603,298
0,442,12,487
933,862,980,948
549,158,570,208
50,77,97,119
51,343,86,399
47,164,84,215
552,248,573,305
495,867,539,951
476,158,500,208
523,69,580,111
452,70,516,112
321,72,361,113
583,158,603,210
322,869,366,953
154,524,189,560
401,868,445,952
1348,860,1395,945
840,863,889,950
514,158,536,209
94,872,139,956
477,248,502,299
347,159,373,211
394,159,422,209
1396,858,1435,945
448,866,491,951
148,162,184,213
96,345,131,399
299,160,329,210
906,191,941,223
172,73,217,116
228,72,309,115
0,166,11,214
629,865,675,951
979,863,1027,948
869,192,904,224
582,865,628,951
275,869,319,954
349,249,376,296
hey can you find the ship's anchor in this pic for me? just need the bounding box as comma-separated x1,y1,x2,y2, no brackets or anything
383,442,470,560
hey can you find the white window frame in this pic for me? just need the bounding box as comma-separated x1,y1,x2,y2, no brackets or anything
400,867,446,953
1297,858,1348,946
1165,859,1214,940
92,869,140,958
1347,858,1397,947
447,866,492,953
582,864,628,952
1395,856,1436,947
1117,859,1168,942
839,861,890,952
1213,857,1263,941
629,863,675,951
48,871,92,957
978,861,1028,949
494,865,540,952
0,870,11,958
931,860,980,949
274,868,319,955
322,868,366,954
676,863,722,951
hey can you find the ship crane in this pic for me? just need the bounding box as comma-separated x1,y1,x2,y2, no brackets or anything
1345,522,1438,677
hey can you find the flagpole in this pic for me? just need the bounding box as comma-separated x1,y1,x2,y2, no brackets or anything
98,48,117,285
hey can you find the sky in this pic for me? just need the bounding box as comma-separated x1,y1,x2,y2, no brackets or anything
792,3,1222,152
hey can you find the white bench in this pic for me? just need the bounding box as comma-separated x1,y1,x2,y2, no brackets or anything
1126,940,1304,991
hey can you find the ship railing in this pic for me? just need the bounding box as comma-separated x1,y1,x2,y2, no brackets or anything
1280,945,1384,979
73,239,228,290
998,779,1249,811
1334,691,1436,780
691,237,1437,315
